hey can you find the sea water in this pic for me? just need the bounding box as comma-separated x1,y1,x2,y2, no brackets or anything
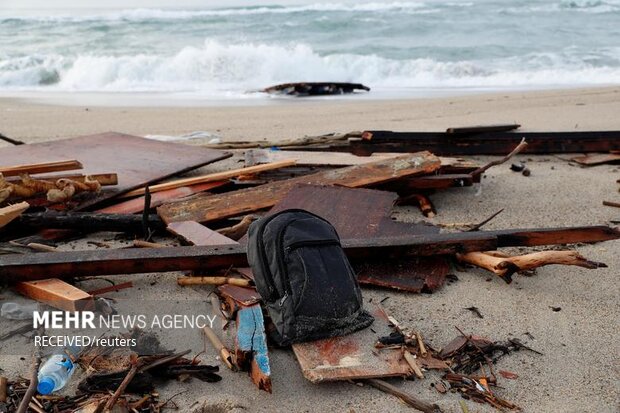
1,0,619,102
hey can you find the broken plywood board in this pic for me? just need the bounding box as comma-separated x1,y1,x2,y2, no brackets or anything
167,221,239,246
0,202,29,229
158,151,441,224
97,181,228,214
0,132,230,209
14,278,94,311
292,305,411,383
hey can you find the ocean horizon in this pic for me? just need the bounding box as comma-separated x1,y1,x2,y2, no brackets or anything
1,0,619,104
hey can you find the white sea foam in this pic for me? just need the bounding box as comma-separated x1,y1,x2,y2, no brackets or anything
1,41,619,94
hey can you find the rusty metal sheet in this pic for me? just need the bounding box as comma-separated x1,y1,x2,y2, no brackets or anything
292,305,411,383
356,256,450,293
0,132,230,208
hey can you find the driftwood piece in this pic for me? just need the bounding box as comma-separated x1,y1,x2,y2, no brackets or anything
446,124,520,134
167,221,237,246
0,201,29,229
571,153,620,166
0,132,25,145
5,173,118,186
471,138,528,177
16,341,42,413
0,226,618,283
457,250,606,283
157,152,441,224
603,200,620,208
216,215,256,241
262,82,369,96
0,160,82,177
366,379,442,413
121,160,296,198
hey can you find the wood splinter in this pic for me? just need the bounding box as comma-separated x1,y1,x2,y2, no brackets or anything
457,250,606,283
178,276,251,287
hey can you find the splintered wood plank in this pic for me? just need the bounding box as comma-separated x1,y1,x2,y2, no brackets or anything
167,221,239,246
14,278,94,311
0,132,230,208
121,159,296,198
292,305,411,383
356,256,450,293
245,149,477,169
216,284,262,308
0,160,82,177
97,181,228,214
235,304,272,392
0,202,29,229
158,151,441,224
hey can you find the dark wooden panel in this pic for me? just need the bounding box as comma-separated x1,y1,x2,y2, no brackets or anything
0,132,230,208
356,256,450,293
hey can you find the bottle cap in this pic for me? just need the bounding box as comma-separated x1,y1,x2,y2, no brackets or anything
37,377,55,395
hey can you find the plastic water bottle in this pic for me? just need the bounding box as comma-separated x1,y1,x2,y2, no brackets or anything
37,354,75,395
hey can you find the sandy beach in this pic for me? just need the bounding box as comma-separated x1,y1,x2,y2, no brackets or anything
0,87,619,413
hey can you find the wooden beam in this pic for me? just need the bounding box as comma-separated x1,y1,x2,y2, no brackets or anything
0,201,29,229
0,160,82,177
120,160,297,198
14,278,94,311
157,152,441,224
6,173,118,186
446,123,520,134
0,225,617,283
18,211,165,233
167,221,238,246
352,130,620,155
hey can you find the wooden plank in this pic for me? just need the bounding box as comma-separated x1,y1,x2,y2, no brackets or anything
14,278,94,311
446,124,521,134
292,305,411,383
1,226,617,283
0,132,230,209
244,149,403,167
121,160,296,198
97,181,228,214
245,149,478,169
351,130,620,155
0,201,29,229
0,160,82,177
234,305,272,392
157,152,441,224
570,153,620,166
167,221,238,246
217,284,262,308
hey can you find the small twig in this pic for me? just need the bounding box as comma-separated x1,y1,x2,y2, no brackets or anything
16,328,43,413
142,186,153,242
0,132,25,145
471,138,528,177
467,208,504,232
103,361,140,411
158,390,187,409
365,379,442,413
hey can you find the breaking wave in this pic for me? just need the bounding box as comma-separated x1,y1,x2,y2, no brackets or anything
1,41,619,94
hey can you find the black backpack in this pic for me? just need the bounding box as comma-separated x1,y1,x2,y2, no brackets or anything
247,209,374,346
